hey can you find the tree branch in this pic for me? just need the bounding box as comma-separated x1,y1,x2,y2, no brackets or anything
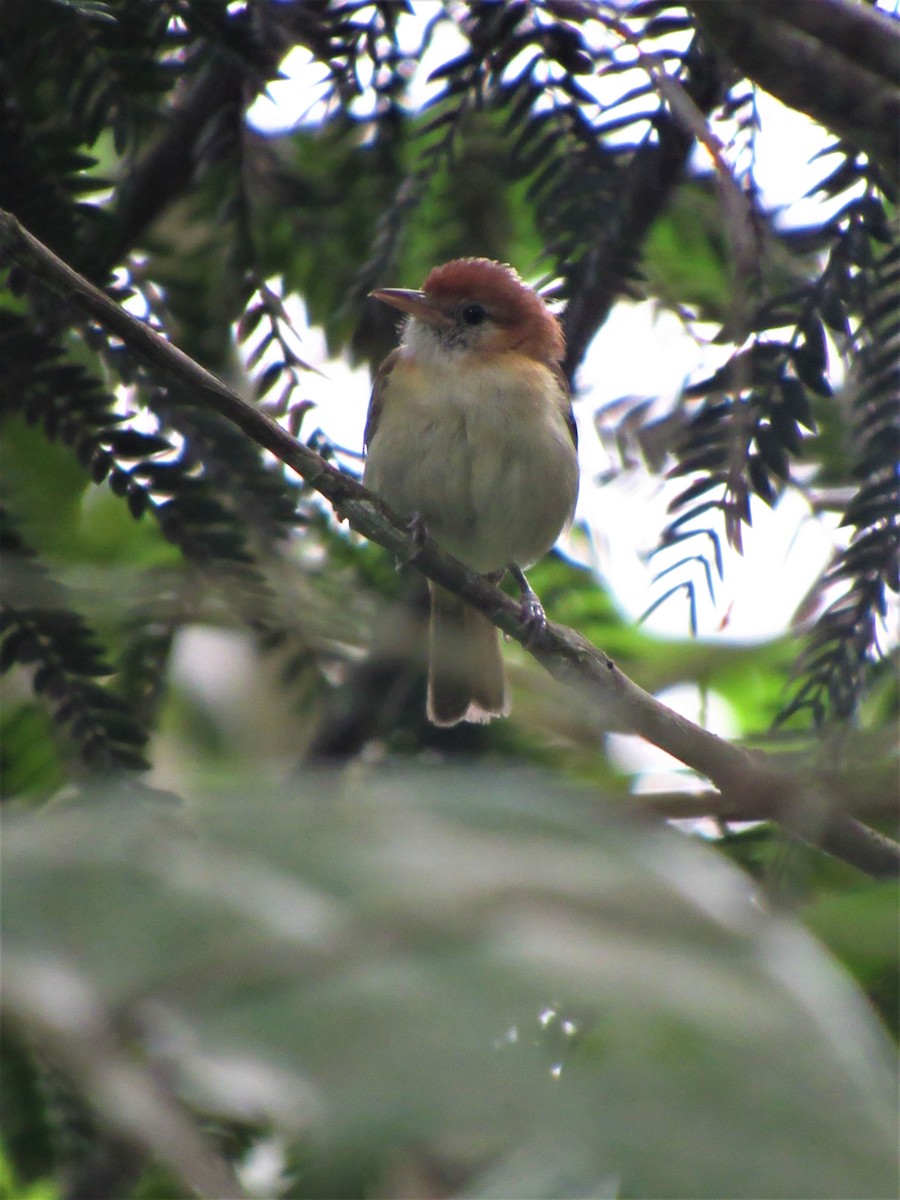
88,54,249,275
83,3,313,275
2,957,246,1200
1,208,896,879
690,0,900,182
562,40,724,377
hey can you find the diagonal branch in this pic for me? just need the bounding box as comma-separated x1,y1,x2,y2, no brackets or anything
1,207,896,879
690,0,900,182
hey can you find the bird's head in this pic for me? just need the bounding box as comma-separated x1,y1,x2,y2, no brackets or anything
370,257,564,365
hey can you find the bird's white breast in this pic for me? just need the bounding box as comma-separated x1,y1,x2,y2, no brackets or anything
364,346,578,573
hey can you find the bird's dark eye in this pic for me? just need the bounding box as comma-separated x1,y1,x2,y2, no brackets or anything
461,302,488,326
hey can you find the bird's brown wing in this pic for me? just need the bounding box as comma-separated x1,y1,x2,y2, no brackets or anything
363,347,401,451
551,362,578,450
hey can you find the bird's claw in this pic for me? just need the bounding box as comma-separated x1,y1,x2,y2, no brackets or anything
396,511,429,566
407,512,428,546
518,592,547,645
507,563,547,646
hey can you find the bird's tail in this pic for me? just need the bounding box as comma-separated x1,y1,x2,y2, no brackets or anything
427,583,509,726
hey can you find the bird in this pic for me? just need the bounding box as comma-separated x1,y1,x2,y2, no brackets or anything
363,257,579,727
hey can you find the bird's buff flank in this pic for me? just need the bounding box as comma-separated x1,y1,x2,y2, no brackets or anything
364,258,579,726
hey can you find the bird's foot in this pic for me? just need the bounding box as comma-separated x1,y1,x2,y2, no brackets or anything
407,511,428,546
508,564,547,646
396,511,429,566
518,593,547,644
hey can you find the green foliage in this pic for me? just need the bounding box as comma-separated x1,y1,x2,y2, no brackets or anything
3,772,898,1199
0,1,897,1194
642,181,733,318
803,880,900,1037
0,702,65,801
0,417,86,558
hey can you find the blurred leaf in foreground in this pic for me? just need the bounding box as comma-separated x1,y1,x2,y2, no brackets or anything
2,769,897,1199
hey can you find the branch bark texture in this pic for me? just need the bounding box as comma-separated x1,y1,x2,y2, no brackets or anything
1,209,896,879
691,0,900,181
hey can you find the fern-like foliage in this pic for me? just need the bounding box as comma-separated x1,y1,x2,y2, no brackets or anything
655,142,896,719
0,0,179,270
1,0,897,796
0,1,355,791
0,297,330,764
286,1,722,373
0,510,150,776
397,0,718,363
782,233,899,724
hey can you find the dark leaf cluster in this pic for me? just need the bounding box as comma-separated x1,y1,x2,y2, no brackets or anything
782,232,899,724
405,1,720,366
0,0,351,778
294,1,722,370
0,293,328,771
0,510,149,776
0,0,182,270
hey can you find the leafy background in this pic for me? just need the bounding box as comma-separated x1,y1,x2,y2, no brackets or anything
0,1,897,1197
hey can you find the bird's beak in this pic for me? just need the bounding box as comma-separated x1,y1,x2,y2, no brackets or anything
370,288,454,329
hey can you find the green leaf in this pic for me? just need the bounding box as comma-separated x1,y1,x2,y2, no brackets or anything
642,182,732,319
0,418,86,559
3,770,896,1199
802,882,900,1039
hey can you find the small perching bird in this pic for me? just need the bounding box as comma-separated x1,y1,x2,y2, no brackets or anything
364,258,579,726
